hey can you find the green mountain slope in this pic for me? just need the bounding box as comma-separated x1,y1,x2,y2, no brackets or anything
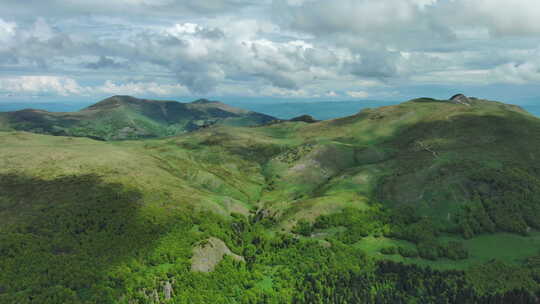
1,95,539,303
0,95,277,140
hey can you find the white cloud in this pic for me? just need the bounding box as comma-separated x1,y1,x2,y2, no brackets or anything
326,91,338,97
276,0,451,45
490,61,540,84
0,76,86,96
442,0,540,36
259,86,310,97
169,23,200,35
0,0,260,18
0,18,16,44
346,91,370,98
1,1,540,101
0,76,192,98
97,80,190,96
412,0,438,9
411,70,491,85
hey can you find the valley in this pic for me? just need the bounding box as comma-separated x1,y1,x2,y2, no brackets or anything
1,95,539,303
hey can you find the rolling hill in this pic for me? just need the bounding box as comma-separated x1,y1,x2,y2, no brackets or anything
1,95,539,303
0,95,277,140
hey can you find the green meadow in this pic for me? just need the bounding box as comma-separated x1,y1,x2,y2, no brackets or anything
1,96,539,303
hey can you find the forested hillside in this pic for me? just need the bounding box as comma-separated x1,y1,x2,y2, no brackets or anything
1,96,539,303
0,96,276,140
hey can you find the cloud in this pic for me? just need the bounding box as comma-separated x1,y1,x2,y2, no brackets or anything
490,61,540,84
97,80,190,96
435,0,540,37
326,91,338,97
349,50,403,78
274,0,455,46
0,76,191,98
346,91,370,98
0,76,86,96
84,56,126,70
1,1,540,101
167,23,225,40
0,18,16,44
0,0,261,19
277,0,540,43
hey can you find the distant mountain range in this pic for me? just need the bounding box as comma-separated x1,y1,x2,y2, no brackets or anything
3,98,540,121
0,95,277,140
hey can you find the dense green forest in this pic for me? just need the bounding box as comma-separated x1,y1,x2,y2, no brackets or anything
1,96,539,303
1,185,538,303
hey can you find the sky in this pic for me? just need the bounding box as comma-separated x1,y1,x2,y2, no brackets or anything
1,0,540,104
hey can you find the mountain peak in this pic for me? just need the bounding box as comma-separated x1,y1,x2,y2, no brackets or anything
84,95,142,110
449,93,471,106
290,114,318,123
102,95,140,103
191,98,218,104
2,95,277,140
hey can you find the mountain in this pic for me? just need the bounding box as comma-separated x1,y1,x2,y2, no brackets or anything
1,95,539,303
0,95,277,140
289,114,318,123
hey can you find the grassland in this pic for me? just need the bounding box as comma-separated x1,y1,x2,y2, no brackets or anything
0,96,277,140
355,232,540,270
1,96,539,302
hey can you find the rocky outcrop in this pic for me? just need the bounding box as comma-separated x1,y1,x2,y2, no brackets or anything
449,94,471,106
191,237,245,272
139,280,175,303
163,280,173,300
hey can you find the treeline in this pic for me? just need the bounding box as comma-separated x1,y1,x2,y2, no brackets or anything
296,261,539,304
304,206,468,261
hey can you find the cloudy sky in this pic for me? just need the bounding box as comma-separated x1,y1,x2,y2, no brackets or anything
1,0,540,103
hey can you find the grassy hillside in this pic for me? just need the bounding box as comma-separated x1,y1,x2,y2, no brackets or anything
1,95,539,303
0,96,276,140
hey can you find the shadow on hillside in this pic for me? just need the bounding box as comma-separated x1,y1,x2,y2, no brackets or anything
374,114,540,233
0,173,168,302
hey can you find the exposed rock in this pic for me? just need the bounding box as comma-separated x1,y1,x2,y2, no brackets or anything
290,114,318,123
274,143,315,164
449,94,471,106
163,280,173,300
149,289,159,303
191,237,245,272
141,287,160,303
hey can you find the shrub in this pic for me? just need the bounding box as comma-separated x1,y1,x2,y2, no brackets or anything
442,241,469,260
417,242,440,260
380,246,397,255
293,220,313,237
398,246,418,258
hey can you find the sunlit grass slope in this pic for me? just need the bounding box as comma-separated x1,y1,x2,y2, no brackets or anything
1,96,540,303
0,96,276,140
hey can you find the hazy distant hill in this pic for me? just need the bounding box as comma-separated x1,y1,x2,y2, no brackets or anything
0,95,277,140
